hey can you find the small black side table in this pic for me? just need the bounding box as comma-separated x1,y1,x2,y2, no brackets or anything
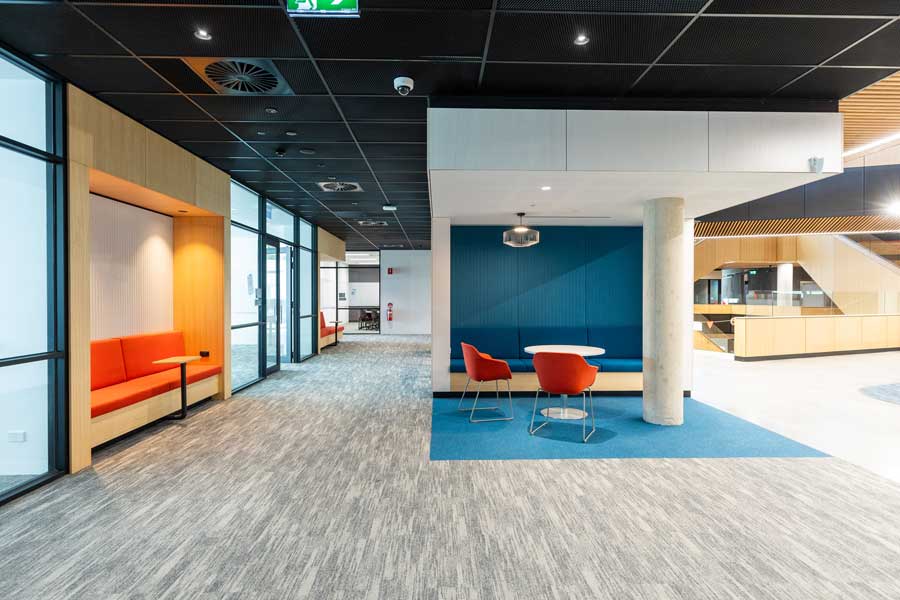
153,355,201,420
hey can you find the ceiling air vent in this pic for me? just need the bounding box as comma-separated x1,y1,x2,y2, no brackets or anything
358,219,389,227
318,181,364,192
183,58,292,95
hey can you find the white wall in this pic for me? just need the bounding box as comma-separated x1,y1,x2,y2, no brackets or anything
380,250,432,335
90,195,174,339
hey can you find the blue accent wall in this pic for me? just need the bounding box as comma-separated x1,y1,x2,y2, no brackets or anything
450,226,642,360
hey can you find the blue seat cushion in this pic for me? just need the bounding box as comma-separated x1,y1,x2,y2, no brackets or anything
587,357,643,372
449,358,534,373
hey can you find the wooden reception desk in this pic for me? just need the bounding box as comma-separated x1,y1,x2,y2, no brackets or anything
734,314,900,360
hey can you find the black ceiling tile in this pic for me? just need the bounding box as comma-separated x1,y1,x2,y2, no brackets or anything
181,141,258,157
776,66,897,99
338,97,427,121
272,60,328,94
79,6,307,58
227,121,352,142
72,0,282,5
482,63,643,95
288,171,377,183
828,20,900,66
380,182,430,192
369,159,427,171
360,144,426,158
0,3,125,55
630,65,807,97
488,13,690,62
663,16,888,65
294,9,490,59
144,58,216,94
207,157,272,171
707,1,900,15
145,120,238,141
97,93,209,120
240,171,293,184
372,172,429,182
37,56,172,93
318,60,480,95
271,158,371,171
497,0,704,10
249,142,363,159
365,0,492,7
192,95,341,121
349,122,427,142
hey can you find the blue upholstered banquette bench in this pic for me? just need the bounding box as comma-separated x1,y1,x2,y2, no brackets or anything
449,326,642,374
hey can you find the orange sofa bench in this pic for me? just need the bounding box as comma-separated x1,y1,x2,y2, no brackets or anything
318,311,344,349
90,331,222,446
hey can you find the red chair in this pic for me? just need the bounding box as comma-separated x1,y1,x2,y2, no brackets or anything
531,352,598,442
459,342,514,423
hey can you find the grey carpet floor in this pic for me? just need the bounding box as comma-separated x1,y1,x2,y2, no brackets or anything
3,335,900,599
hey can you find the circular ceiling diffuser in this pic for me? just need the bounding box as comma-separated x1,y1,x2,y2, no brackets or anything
319,181,363,192
204,60,279,94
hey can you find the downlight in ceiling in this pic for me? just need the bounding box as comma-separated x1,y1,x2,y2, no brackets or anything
358,219,389,227
317,181,363,192
183,58,293,95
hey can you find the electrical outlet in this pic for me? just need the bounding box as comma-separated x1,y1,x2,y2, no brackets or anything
7,431,26,443
199,350,210,358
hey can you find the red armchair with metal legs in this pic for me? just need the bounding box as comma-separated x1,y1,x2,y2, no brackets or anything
459,342,514,423
531,352,598,442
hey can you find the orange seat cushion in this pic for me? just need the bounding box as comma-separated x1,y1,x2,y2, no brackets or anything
120,331,186,380
90,364,222,418
90,338,126,391
90,376,169,418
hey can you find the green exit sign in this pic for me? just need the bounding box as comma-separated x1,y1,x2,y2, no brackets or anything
287,0,359,17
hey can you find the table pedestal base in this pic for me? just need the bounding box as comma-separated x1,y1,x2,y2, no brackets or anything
539,394,587,420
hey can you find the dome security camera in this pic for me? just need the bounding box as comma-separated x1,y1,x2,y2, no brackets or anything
393,76,414,96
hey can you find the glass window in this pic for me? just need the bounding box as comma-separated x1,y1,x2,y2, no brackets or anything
0,51,63,504
231,326,260,390
266,202,294,242
299,248,312,317
231,182,259,230
0,147,48,358
230,225,260,327
299,219,313,249
0,58,47,151
300,317,313,359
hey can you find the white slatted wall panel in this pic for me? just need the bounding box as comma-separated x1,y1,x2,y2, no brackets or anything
90,194,173,339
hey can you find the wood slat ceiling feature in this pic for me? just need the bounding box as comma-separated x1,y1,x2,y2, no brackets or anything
695,214,900,238
841,69,900,152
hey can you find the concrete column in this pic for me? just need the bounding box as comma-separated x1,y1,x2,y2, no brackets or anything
431,218,451,393
777,262,794,308
643,198,686,426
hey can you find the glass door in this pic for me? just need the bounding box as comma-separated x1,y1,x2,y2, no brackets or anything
265,239,280,374
280,243,293,363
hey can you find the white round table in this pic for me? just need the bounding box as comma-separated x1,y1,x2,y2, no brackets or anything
524,345,605,420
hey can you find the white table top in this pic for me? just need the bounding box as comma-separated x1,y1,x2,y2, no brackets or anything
524,345,606,357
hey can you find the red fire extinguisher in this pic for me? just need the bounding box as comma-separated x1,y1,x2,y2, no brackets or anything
387,303,394,322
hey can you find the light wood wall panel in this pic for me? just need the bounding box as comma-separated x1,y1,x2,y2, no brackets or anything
146,131,197,204
173,217,226,398
68,162,92,473
735,313,900,359
694,236,798,281
90,195,174,339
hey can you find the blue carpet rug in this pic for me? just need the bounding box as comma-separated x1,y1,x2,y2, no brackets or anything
430,396,827,461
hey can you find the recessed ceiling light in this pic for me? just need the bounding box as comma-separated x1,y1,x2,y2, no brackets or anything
256,130,266,136
299,148,316,155
317,162,325,168
327,176,337,180
264,106,278,115
285,130,297,137
194,28,212,41
382,204,398,211
574,34,589,46
541,186,552,191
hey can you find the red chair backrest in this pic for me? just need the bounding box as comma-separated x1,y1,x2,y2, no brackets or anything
460,342,500,381
533,352,597,395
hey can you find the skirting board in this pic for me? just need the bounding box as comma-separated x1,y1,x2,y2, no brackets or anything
433,391,692,398
91,375,220,447
735,347,900,362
